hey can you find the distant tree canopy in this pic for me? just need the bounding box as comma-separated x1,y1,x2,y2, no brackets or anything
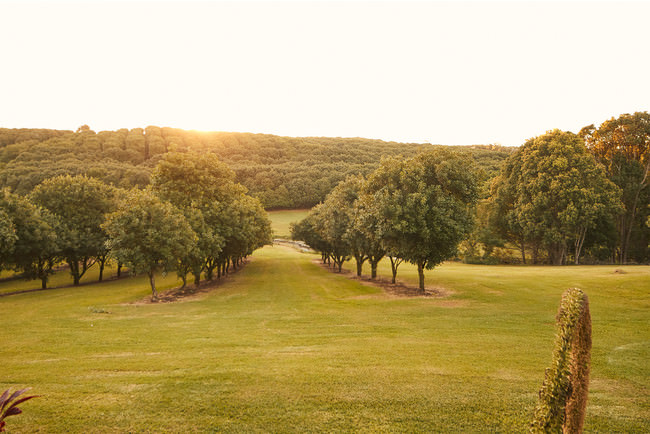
0,127,513,209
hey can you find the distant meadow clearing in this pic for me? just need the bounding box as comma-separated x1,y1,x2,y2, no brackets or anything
1,236,648,432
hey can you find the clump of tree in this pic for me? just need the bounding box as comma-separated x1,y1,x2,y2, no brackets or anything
489,130,622,265
0,151,271,294
580,111,650,263
292,149,479,291
0,190,59,289
30,175,118,284
531,287,591,433
150,151,272,287
103,189,197,300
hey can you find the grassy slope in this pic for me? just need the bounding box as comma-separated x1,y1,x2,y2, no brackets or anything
1,246,648,432
267,209,310,239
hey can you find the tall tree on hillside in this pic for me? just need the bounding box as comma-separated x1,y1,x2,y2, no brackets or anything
365,151,479,291
493,130,622,265
103,189,196,300
0,190,59,288
30,175,117,285
580,112,650,263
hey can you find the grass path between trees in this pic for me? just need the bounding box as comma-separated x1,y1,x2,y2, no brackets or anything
0,245,648,432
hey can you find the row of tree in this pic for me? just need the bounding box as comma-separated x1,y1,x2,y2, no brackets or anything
293,112,649,272
0,152,272,298
292,150,479,291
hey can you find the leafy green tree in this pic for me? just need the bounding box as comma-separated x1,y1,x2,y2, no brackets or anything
0,209,17,268
151,151,255,284
319,175,367,275
30,175,117,285
218,194,272,274
494,130,622,265
350,193,386,279
580,111,650,263
309,199,351,273
290,212,332,264
0,190,59,288
103,189,196,300
366,151,479,291
151,151,245,207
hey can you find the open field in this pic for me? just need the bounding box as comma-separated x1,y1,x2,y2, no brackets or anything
1,244,648,432
267,209,310,239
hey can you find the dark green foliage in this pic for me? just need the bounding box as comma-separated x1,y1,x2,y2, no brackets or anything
0,190,59,288
0,388,39,432
581,112,650,263
0,127,512,209
531,287,592,433
490,130,622,265
365,150,479,290
150,151,271,285
295,150,479,289
102,189,197,300
30,175,118,285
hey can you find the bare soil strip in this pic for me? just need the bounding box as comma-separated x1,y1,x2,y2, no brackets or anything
134,258,251,304
312,259,452,298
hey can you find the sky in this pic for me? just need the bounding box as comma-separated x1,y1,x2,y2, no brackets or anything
1,0,649,146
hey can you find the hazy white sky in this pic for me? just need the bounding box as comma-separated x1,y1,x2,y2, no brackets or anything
1,1,648,146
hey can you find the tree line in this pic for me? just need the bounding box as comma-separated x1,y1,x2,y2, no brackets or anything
0,126,512,209
292,112,649,270
291,149,479,291
0,152,272,298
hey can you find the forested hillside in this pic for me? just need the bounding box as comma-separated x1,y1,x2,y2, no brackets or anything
0,126,513,208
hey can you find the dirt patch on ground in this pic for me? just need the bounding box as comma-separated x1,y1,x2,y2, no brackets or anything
131,258,251,304
313,259,453,298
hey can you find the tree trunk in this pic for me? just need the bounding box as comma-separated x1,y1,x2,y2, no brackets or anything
117,262,122,277
389,257,400,284
370,260,378,279
520,237,527,264
69,260,81,285
574,227,587,265
180,274,187,289
148,271,158,301
193,272,201,287
417,261,425,292
356,259,363,276
98,259,105,282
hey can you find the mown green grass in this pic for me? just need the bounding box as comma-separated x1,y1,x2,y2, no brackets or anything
267,208,310,238
1,245,648,432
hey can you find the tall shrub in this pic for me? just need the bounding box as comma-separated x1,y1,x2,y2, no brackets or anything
531,287,592,433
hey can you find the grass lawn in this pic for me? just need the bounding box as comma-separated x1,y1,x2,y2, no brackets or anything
267,208,310,238
1,245,648,432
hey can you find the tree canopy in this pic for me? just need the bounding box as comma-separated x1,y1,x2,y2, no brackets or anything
103,188,197,300
490,130,622,265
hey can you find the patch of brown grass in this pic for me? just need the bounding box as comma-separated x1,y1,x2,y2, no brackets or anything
313,259,454,299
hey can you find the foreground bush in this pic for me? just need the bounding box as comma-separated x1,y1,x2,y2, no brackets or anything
531,287,592,433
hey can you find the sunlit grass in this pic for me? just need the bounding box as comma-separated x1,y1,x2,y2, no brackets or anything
1,245,648,432
267,208,310,238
